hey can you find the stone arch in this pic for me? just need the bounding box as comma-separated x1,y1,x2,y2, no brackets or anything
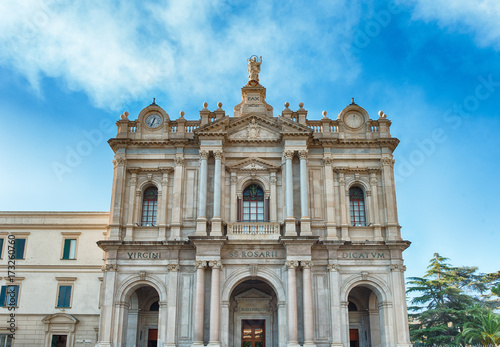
222,267,285,303
346,178,370,194
237,175,270,198
341,274,392,304
137,178,163,194
116,274,167,304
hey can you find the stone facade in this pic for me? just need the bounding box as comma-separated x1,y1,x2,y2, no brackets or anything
0,58,411,347
0,212,106,346
97,58,412,347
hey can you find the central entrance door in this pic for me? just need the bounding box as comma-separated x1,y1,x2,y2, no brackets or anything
241,319,265,347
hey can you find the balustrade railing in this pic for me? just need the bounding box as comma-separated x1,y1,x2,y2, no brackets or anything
227,222,280,236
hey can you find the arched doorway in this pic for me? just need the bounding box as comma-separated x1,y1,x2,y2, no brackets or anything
125,285,160,347
347,286,381,347
229,279,279,347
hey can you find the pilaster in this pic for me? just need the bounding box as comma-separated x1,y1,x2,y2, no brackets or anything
196,150,209,236
170,155,184,240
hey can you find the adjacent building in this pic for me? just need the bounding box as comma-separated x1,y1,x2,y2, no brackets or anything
0,57,412,347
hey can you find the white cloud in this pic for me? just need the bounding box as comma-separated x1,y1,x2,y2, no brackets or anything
0,0,359,113
405,0,500,50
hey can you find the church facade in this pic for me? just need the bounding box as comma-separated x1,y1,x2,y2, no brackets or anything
0,58,411,347
97,57,411,347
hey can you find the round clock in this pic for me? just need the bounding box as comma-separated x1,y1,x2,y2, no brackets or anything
145,114,162,128
345,113,363,129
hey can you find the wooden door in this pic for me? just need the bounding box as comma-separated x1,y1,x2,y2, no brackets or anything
148,328,158,347
349,328,359,347
241,320,265,347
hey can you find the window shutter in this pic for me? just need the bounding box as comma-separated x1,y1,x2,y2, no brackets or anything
12,285,19,306
0,286,5,306
62,239,71,259
0,239,3,258
64,286,72,307
14,239,25,259
57,286,64,307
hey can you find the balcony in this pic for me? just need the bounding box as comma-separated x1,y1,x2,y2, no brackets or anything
227,222,281,240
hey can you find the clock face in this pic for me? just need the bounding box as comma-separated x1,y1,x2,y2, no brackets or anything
146,114,162,128
345,113,363,128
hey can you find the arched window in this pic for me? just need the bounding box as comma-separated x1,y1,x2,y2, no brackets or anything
349,186,366,226
141,187,158,226
242,184,265,221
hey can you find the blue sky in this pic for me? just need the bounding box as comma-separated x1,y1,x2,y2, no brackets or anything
0,0,499,281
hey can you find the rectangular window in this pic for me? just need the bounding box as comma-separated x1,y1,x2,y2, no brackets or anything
51,334,67,347
0,239,3,259
0,334,13,347
12,239,25,259
62,239,77,260
57,285,72,308
0,285,19,307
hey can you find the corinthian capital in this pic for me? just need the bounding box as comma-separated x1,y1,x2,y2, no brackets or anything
199,150,209,160
381,158,395,167
298,150,308,160
213,150,224,160
208,260,223,269
175,156,185,166
301,260,313,268
284,150,294,160
195,261,206,269
113,157,126,168
285,260,299,269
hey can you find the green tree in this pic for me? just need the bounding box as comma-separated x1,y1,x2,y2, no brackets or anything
407,253,484,345
460,310,500,345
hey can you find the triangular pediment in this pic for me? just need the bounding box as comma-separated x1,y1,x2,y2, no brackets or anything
227,157,280,172
227,114,281,142
278,116,314,135
194,116,229,136
235,288,272,301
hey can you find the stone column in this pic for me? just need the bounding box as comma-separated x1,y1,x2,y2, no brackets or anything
337,171,350,241
170,156,184,240
158,169,170,241
369,171,383,241
381,157,399,240
324,157,337,239
196,150,209,235
284,150,296,236
230,173,237,222
208,261,222,347
327,264,343,346
158,301,168,346
302,261,316,346
125,171,137,241
379,301,395,346
270,172,277,222
109,157,126,240
390,264,412,346
165,264,180,347
192,261,206,346
340,301,350,346
286,261,300,347
112,300,129,345
299,150,312,236
211,150,223,236
96,264,118,346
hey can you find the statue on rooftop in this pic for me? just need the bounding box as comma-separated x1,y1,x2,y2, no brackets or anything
248,56,262,83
